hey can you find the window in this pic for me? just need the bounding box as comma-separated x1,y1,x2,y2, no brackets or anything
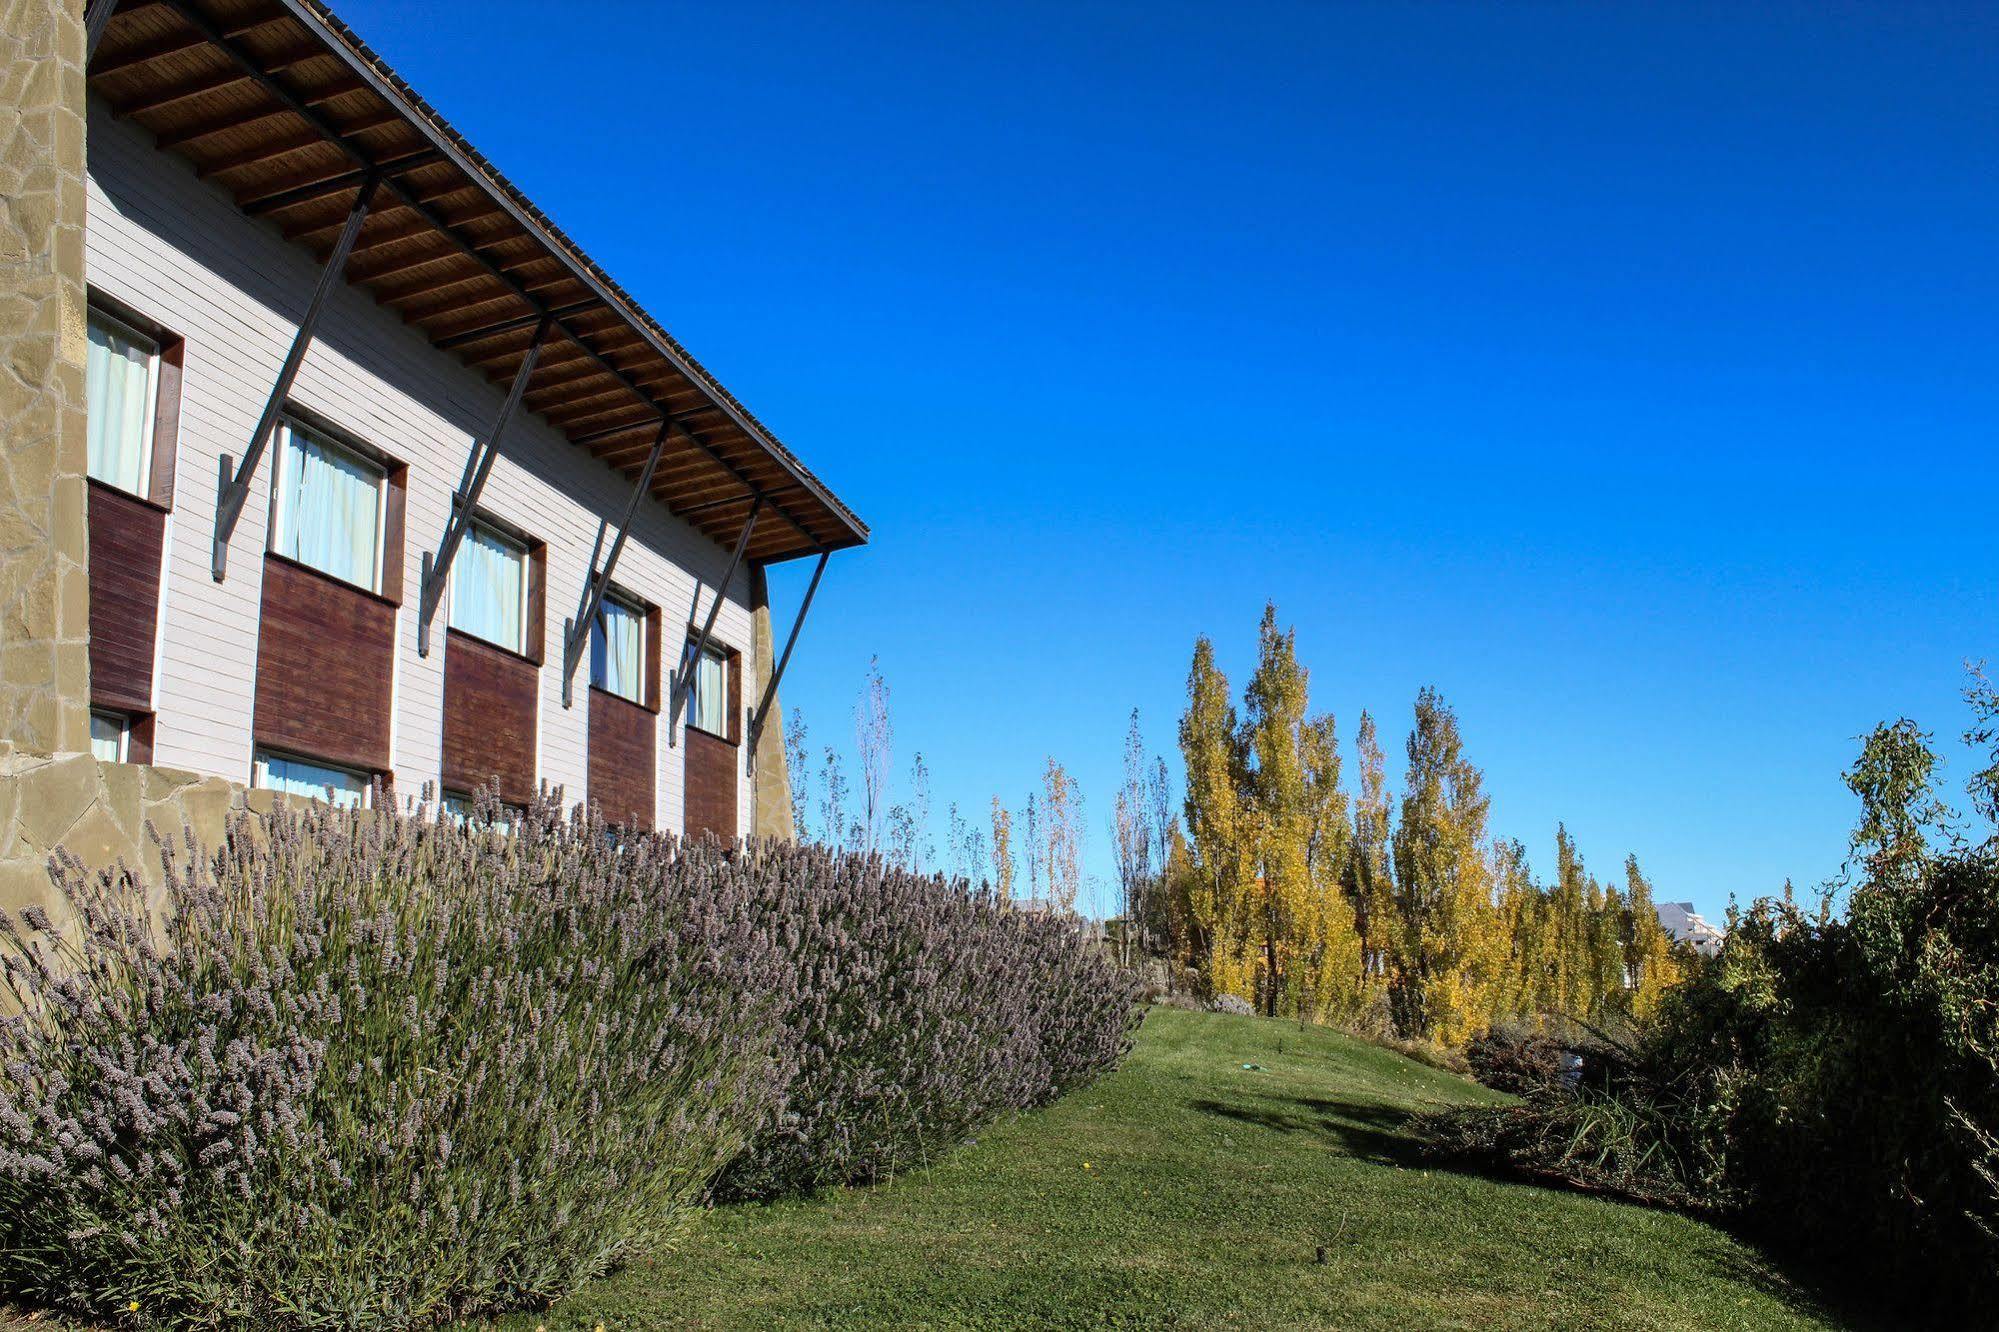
85,308,158,496
590,593,646,704
253,749,370,808
271,419,384,592
689,644,729,737
440,789,519,833
449,520,528,653
89,709,130,763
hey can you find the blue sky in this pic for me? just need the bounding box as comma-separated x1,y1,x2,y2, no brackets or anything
343,1,1996,919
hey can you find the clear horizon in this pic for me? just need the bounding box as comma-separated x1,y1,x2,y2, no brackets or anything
336,0,1997,920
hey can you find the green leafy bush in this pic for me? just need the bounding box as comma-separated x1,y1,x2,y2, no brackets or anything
0,798,1139,1328
1420,847,1999,1316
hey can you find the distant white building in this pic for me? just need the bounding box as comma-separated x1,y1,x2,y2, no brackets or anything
1656,902,1725,956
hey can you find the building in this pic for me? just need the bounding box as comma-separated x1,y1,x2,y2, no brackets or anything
1656,901,1725,956
2,0,864,853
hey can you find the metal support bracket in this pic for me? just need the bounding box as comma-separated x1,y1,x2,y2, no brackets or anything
746,549,830,769
416,316,553,655
561,421,672,707
212,177,376,581
85,0,120,60
666,496,763,747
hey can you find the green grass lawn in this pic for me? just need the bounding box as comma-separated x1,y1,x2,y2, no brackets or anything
495,1007,1850,1331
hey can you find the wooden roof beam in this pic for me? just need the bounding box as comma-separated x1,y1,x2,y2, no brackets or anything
92,12,287,78
429,301,594,352
195,109,400,177
517,358,617,398
542,395,661,436
242,147,442,214
375,265,500,311
530,381,635,417
345,241,463,286
573,417,659,449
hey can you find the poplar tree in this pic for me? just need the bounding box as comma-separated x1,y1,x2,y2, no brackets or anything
1300,713,1363,1021
1243,605,1311,1016
1491,837,1545,1021
1587,875,1628,1019
1180,636,1253,998
1622,854,1680,1019
989,798,1015,902
1043,759,1083,915
1389,688,1502,1045
1549,824,1590,1018
1344,710,1396,1000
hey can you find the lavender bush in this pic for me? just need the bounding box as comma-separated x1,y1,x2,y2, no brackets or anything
717,849,1141,1200
0,798,1139,1328
0,798,792,1328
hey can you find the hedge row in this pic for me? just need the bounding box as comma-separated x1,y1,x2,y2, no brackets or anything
0,797,1139,1328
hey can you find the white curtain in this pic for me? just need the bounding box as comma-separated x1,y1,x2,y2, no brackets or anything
693,648,727,735
276,424,381,590
592,598,644,702
89,712,126,763
86,314,153,494
255,751,368,808
450,524,525,651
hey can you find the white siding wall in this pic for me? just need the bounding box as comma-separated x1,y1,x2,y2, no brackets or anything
83,102,757,835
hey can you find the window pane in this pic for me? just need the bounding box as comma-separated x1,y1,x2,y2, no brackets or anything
276,424,382,590
85,313,153,495
449,522,526,651
89,711,126,763
590,597,644,703
254,750,369,808
441,790,517,834
692,648,727,735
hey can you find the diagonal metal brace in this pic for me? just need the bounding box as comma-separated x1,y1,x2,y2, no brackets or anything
84,0,119,60
416,317,553,655
746,549,830,768
667,496,763,746
561,421,672,707
212,176,377,581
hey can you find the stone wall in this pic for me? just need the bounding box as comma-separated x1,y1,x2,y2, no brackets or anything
0,752,279,921
0,0,272,924
0,0,92,760
748,564,797,841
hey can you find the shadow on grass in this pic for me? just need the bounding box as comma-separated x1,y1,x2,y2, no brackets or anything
1188,1093,1432,1170
1188,1087,1889,1332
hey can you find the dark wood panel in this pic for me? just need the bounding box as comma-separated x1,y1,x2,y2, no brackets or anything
254,554,395,774
684,726,737,844
380,461,407,604
442,628,537,807
588,687,654,830
86,480,164,715
645,604,662,711
524,541,546,663
127,713,155,766
150,337,182,508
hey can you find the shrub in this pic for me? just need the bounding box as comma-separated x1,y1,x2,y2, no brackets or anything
715,846,1140,1199
1462,1020,1568,1096
1418,849,1999,1317
1420,1030,1712,1211
0,797,1140,1327
0,798,793,1328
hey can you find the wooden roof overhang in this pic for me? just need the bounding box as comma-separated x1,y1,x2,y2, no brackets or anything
86,0,868,564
